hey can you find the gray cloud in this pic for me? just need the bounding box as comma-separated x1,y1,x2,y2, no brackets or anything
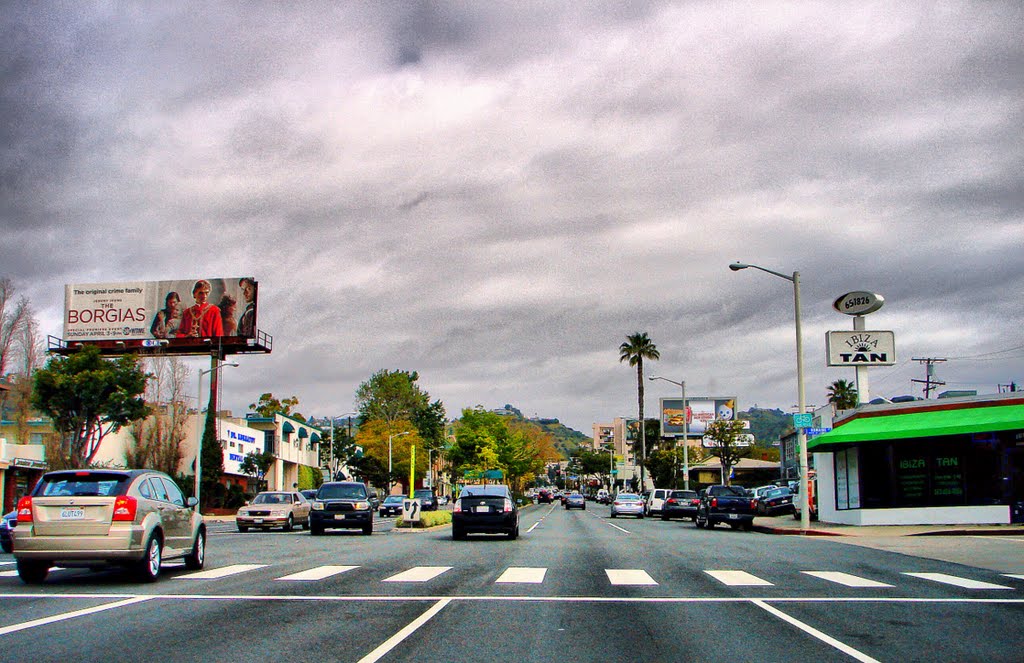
3,1,1022,433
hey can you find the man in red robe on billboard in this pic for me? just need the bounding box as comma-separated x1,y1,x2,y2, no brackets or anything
177,279,223,338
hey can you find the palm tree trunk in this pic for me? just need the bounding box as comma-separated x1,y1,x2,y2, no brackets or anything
637,360,646,492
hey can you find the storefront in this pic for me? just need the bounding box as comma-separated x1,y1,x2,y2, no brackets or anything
808,394,1024,525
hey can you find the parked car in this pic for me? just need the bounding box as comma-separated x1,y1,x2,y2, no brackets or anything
750,485,779,501
645,488,673,517
609,493,644,518
452,484,519,540
11,469,205,583
299,489,318,501
695,485,758,530
236,491,311,532
309,481,374,536
792,479,818,521
379,494,404,517
0,509,16,553
413,489,438,511
564,493,586,510
661,489,699,521
437,495,449,507
757,487,795,516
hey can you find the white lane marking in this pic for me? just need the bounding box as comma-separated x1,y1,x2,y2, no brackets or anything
802,571,894,588
495,567,547,584
176,564,266,580
277,566,359,581
0,596,153,636
705,570,773,586
968,536,1024,543
752,599,881,663
606,522,631,534
1003,574,1024,581
0,571,18,578
902,572,1012,590
605,569,657,586
0,562,14,566
357,599,450,663
383,566,452,583
526,521,541,533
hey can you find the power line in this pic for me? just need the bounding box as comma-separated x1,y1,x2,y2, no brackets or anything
910,358,946,399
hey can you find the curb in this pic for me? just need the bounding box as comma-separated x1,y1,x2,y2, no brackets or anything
755,526,847,537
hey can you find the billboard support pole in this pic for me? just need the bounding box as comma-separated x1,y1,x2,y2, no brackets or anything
681,381,689,491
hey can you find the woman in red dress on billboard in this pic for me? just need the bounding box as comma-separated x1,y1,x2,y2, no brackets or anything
177,279,223,338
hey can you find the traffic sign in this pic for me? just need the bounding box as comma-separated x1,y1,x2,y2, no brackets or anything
793,413,813,429
806,427,832,436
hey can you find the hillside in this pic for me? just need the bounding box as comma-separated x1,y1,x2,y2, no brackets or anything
739,407,790,444
491,404,592,459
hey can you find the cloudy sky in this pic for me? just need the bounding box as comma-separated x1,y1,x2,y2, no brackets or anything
3,2,1022,434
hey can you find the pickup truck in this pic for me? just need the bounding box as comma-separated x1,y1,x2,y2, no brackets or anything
695,485,758,530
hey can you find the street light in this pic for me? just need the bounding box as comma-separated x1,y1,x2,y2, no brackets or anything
388,431,412,494
729,261,810,531
648,376,690,490
195,361,240,509
328,413,357,481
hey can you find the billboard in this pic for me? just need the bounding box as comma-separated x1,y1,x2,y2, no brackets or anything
660,397,737,437
826,330,896,366
64,277,258,343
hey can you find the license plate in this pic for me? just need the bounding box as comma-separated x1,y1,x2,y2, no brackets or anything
728,513,739,519
61,508,85,520
253,518,263,524
474,506,490,513
335,514,348,520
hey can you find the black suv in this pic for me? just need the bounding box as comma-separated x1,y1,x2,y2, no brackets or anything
413,489,438,511
309,482,374,535
452,484,519,540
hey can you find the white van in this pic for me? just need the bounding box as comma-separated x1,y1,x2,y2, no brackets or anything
645,488,672,516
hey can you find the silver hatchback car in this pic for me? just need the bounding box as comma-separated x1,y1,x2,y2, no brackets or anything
12,469,206,583
610,493,645,518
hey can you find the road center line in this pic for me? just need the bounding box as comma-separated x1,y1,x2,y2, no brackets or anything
357,599,450,663
606,522,631,534
751,599,880,663
0,596,153,636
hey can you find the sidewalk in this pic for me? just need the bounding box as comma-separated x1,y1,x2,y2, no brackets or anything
753,515,1024,537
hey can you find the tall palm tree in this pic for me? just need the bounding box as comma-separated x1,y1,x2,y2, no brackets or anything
619,332,660,492
827,379,859,410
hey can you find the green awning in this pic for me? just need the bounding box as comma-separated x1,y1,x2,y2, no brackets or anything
281,421,295,434
298,428,309,439
310,433,320,444
808,404,1024,450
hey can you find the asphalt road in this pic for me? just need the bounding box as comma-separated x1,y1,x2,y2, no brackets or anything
0,504,1021,662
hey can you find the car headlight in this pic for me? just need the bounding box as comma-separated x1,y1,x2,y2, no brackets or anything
353,501,370,511
311,501,324,510
237,509,249,516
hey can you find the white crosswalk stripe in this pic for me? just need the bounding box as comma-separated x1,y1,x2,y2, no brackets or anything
277,565,359,581
177,564,267,580
802,571,893,588
1003,574,1024,581
902,572,1013,590
383,566,452,583
496,567,547,584
705,570,773,586
605,569,658,585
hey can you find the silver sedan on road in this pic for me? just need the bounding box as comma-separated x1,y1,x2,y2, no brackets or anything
609,493,644,518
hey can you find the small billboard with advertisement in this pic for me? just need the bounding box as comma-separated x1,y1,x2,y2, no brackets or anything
660,397,737,437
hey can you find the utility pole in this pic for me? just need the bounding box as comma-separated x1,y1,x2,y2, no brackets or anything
911,358,947,398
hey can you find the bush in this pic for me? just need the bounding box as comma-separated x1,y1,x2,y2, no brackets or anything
396,510,452,528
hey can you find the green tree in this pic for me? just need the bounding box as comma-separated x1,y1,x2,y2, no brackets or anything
619,332,659,491
249,393,302,419
354,418,425,493
356,369,446,448
239,450,275,492
703,419,752,486
646,448,689,489
827,379,859,410
320,425,360,481
32,346,150,469
450,408,545,494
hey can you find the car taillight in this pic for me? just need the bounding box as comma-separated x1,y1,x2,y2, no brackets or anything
16,496,33,523
711,497,718,508
690,499,699,505
503,499,513,512
453,501,462,513
112,495,138,521
666,498,677,505
750,500,757,510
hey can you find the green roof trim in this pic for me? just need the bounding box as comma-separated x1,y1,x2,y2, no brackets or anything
808,404,1024,450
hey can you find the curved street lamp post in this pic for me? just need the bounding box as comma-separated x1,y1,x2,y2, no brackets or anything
729,261,810,531
648,376,689,490
195,360,240,509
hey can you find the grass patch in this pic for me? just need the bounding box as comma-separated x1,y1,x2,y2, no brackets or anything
396,510,452,528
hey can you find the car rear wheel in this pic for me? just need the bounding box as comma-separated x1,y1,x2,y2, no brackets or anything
184,530,206,570
362,524,373,536
661,513,669,521
16,559,50,584
284,515,294,532
310,525,324,536
508,527,518,540
237,525,249,533
135,533,162,582
452,526,465,540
